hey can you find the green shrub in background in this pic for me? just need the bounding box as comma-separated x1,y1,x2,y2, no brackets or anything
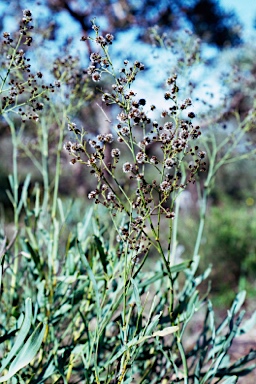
203,201,256,296
178,196,256,306
0,10,256,384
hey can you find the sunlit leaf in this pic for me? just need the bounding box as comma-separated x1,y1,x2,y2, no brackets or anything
0,322,46,382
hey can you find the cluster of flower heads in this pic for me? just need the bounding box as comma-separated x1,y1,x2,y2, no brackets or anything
52,55,90,93
0,10,61,121
81,22,144,86
81,33,114,83
64,24,207,254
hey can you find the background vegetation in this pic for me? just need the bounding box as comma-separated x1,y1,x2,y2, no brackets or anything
0,1,256,383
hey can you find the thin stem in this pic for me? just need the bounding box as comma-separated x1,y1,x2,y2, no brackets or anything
0,34,23,92
41,116,50,210
193,133,217,259
51,105,66,219
3,115,19,302
169,164,186,264
177,335,188,384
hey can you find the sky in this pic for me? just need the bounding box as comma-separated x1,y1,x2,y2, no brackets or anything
0,0,255,110
0,1,255,46
221,0,256,37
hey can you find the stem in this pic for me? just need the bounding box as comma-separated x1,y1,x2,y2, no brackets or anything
177,335,188,384
41,116,50,210
169,197,180,265
193,134,217,259
169,166,186,265
193,187,208,259
4,115,19,301
51,105,66,219
0,34,23,92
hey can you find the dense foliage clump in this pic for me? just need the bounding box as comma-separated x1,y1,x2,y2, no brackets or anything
0,10,255,384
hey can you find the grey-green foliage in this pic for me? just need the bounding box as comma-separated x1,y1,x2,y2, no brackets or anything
0,297,46,382
0,10,256,384
2,197,256,383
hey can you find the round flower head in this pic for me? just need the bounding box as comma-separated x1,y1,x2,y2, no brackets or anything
123,162,133,173
92,72,101,82
160,181,171,192
136,151,146,163
111,148,121,158
165,158,174,169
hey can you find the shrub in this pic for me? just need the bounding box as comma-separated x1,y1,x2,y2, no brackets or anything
0,11,256,384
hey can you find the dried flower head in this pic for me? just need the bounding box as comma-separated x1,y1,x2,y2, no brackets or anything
123,162,133,173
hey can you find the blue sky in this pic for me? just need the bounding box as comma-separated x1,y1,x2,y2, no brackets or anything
1,1,255,42
221,0,256,36
1,0,254,108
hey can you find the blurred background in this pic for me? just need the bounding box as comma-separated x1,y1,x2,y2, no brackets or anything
1,0,256,308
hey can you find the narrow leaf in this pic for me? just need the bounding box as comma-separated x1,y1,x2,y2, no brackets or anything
77,207,93,242
221,376,238,384
78,241,101,318
17,174,31,214
170,260,192,274
131,278,142,314
0,298,32,372
94,235,108,274
0,322,46,382
238,310,256,335
152,326,179,337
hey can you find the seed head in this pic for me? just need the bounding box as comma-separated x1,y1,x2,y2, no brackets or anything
111,148,121,158
123,162,133,173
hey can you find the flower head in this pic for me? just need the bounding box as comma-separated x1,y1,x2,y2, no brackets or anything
92,72,101,82
136,151,146,163
165,158,174,169
123,162,133,173
111,148,121,158
160,181,171,192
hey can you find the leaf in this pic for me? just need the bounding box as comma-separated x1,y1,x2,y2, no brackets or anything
53,304,72,318
94,235,108,274
17,174,31,214
170,260,192,274
144,311,162,336
107,311,163,365
77,207,93,242
57,197,66,223
0,322,46,382
132,325,179,345
34,183,41,218
131,278,142,314
78,241,101,318
230,291,246,316
238,310,256,335
0,237,7,261
140,271,165,288
38,359,56,383
23,239,41,270
0,298,32,372
6,189,15,207
66,251,75,275
151,326,179,337
228,350,256,371
8,174,14,190
221,376,238,384
217,291,246,335
200,351,226,383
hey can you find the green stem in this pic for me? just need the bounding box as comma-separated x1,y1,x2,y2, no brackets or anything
4,115,19,301
177,335,188,384
169,165,186,265
193,134,217,259
51,106,66,219
41,116,50,210
0,34,23,92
